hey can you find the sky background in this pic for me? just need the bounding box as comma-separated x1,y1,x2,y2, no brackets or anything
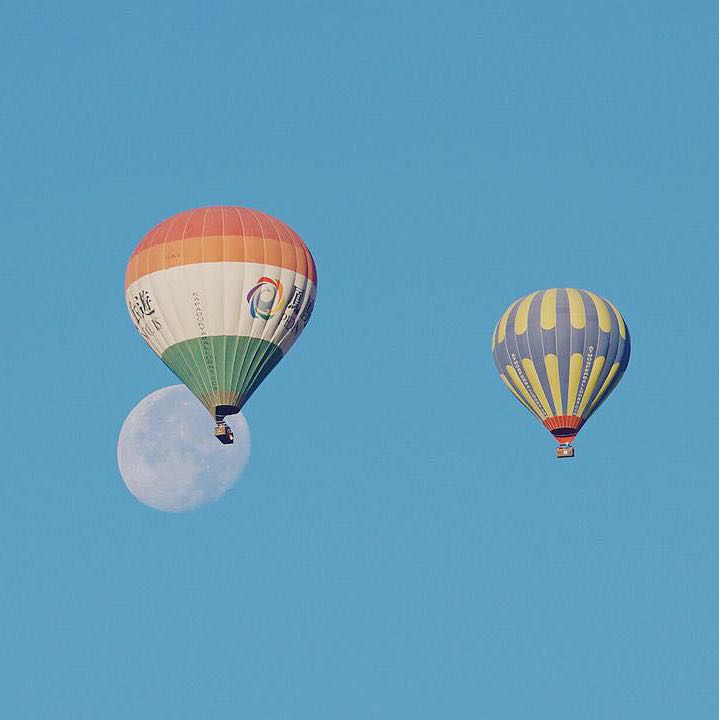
2,1,718,717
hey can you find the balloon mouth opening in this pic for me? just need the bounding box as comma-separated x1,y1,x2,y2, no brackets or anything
552,432,577,445
215,405,240,420
543,415,584,445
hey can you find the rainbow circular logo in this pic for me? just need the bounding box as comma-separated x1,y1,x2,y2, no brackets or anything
246,276,284,320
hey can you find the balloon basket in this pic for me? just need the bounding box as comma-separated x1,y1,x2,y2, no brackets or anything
556,445,574,459
214,422,234,445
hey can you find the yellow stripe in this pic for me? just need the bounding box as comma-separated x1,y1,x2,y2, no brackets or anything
500,374,538,417
544,353,563,416
577,356,606,416
567,289,586,329
497,300,519,343
522,358,551,416
505,365,543,418
491,323,498,351
608,301,626,339
586,292,611,332
540,288,557,330
587,362,620,413
514,292,538,335
565,353,584,415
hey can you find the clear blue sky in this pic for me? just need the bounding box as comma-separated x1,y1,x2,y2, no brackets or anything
2,2,717,717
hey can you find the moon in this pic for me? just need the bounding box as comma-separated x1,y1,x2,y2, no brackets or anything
117,385,251,512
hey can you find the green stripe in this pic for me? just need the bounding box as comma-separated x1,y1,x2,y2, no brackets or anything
161,335,284,413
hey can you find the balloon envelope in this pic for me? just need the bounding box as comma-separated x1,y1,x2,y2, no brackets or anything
491,288,630,446
125,207,317,420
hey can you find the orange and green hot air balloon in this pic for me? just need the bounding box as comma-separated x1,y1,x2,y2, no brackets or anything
491,289,630,458
125,206,317,444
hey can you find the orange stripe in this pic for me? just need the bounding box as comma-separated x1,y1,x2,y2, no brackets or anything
543,415,584,432
133,206,300,251
125,207,317,287
543,415,585,444
542,415,584,431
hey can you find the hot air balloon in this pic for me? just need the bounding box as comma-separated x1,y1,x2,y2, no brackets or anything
491,289,630,458
125,206,317,444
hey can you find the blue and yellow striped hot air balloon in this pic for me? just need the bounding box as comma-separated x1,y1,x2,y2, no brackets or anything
491,289,630,458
